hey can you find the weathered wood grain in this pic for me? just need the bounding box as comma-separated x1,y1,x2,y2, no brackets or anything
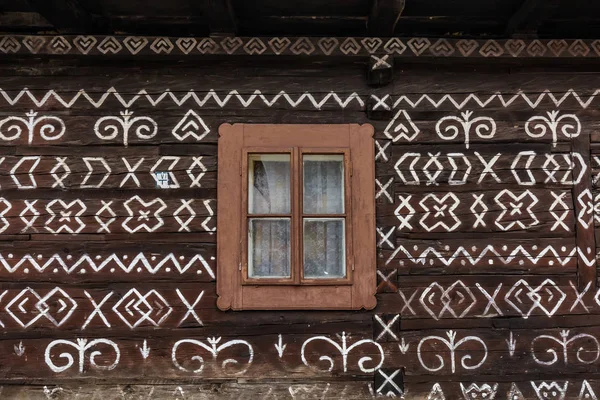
0,57,597,396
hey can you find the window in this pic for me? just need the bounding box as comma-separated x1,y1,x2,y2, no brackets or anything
217,124,376,310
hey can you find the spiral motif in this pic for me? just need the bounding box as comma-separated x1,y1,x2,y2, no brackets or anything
172,338,253,375
0,117,27,142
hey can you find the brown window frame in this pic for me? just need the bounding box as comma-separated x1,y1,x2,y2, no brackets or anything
217,124,376,310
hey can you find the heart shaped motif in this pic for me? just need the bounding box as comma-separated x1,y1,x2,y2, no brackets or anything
547,40,567,56
504,40,525,57
48,36,72,54
340,37,361,55
220,37,242,54
526,40,546,57
243,38,267,55
97,36,122,54
73,35,97,54
268,37,291,54
407,38,431,56
383,38,406,54
176,38,197,54
430,39,454,56
124,37,148,55
361,37,382,54
456,39,478,57
317,37,338,55
150,38,174,54
23,36,46,53
289,37,315,55
569,39,590,56
197,38,217,54
0,36,20,53
592,40,600,56
478,40,503,57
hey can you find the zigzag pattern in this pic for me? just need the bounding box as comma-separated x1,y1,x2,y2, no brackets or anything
0,253,214,277
387,244,577,267
0,88,598,110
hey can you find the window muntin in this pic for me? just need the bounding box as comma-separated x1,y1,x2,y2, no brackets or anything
245,150,349,284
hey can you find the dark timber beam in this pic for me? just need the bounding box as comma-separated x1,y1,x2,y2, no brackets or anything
26,0,106,33
505,0,561,37
207,0,237,37
368,0,405,36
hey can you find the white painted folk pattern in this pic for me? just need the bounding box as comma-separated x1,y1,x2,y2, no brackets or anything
94,110,157,146
1,288,207,329
4,155,210,189
172,337,254,375
0,110,65,144
531,381,569,400
531,330,600,366
459,383,498,400
399,279,585,319
387,243,577,268
1,88,599,110
394,190,570,233
417,330,487,373
0,197,215,234
0,252,214,276
301,332,384,373
172,110,210,141
45,338,120,373
525,111,581,147
435,111,496,149
4,287,77,328
393,152,586,186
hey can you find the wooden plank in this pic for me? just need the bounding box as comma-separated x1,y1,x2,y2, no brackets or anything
377,148,586,189
368,0,405,36
206,0,237,36
377,274,594,319
1,35,600,59
0,155,216,190
378,188,575,235
505,0,561,37
573,134,597,289
0,197,216,235
378,237,577,274
25,0,107,34
0,241,216,283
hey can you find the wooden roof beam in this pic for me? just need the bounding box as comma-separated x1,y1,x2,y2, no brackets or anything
26,0,107,33
368,0,406,36
505,0,561,37
207,0,237,37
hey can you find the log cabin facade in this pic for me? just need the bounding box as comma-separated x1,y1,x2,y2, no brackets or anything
1,0,600,399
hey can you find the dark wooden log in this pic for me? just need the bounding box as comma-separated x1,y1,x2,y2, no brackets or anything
25,0,108,34
367,54,394,87
368,0,406,36
206,0,237,37
505,0,561,37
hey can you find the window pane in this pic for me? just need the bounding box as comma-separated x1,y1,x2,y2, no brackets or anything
248,218,291,278
303,154,344,214
249,154,290,214
303,218,345,279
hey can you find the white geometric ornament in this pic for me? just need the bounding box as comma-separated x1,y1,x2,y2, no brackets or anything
172,110,210,141
384,109,419,142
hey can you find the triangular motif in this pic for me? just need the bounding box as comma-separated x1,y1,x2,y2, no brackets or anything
579,380,598,400
507,383,526,400
427,383,446,400
384,109,420,142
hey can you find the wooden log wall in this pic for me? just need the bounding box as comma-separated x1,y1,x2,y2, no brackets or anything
0,58,599,399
